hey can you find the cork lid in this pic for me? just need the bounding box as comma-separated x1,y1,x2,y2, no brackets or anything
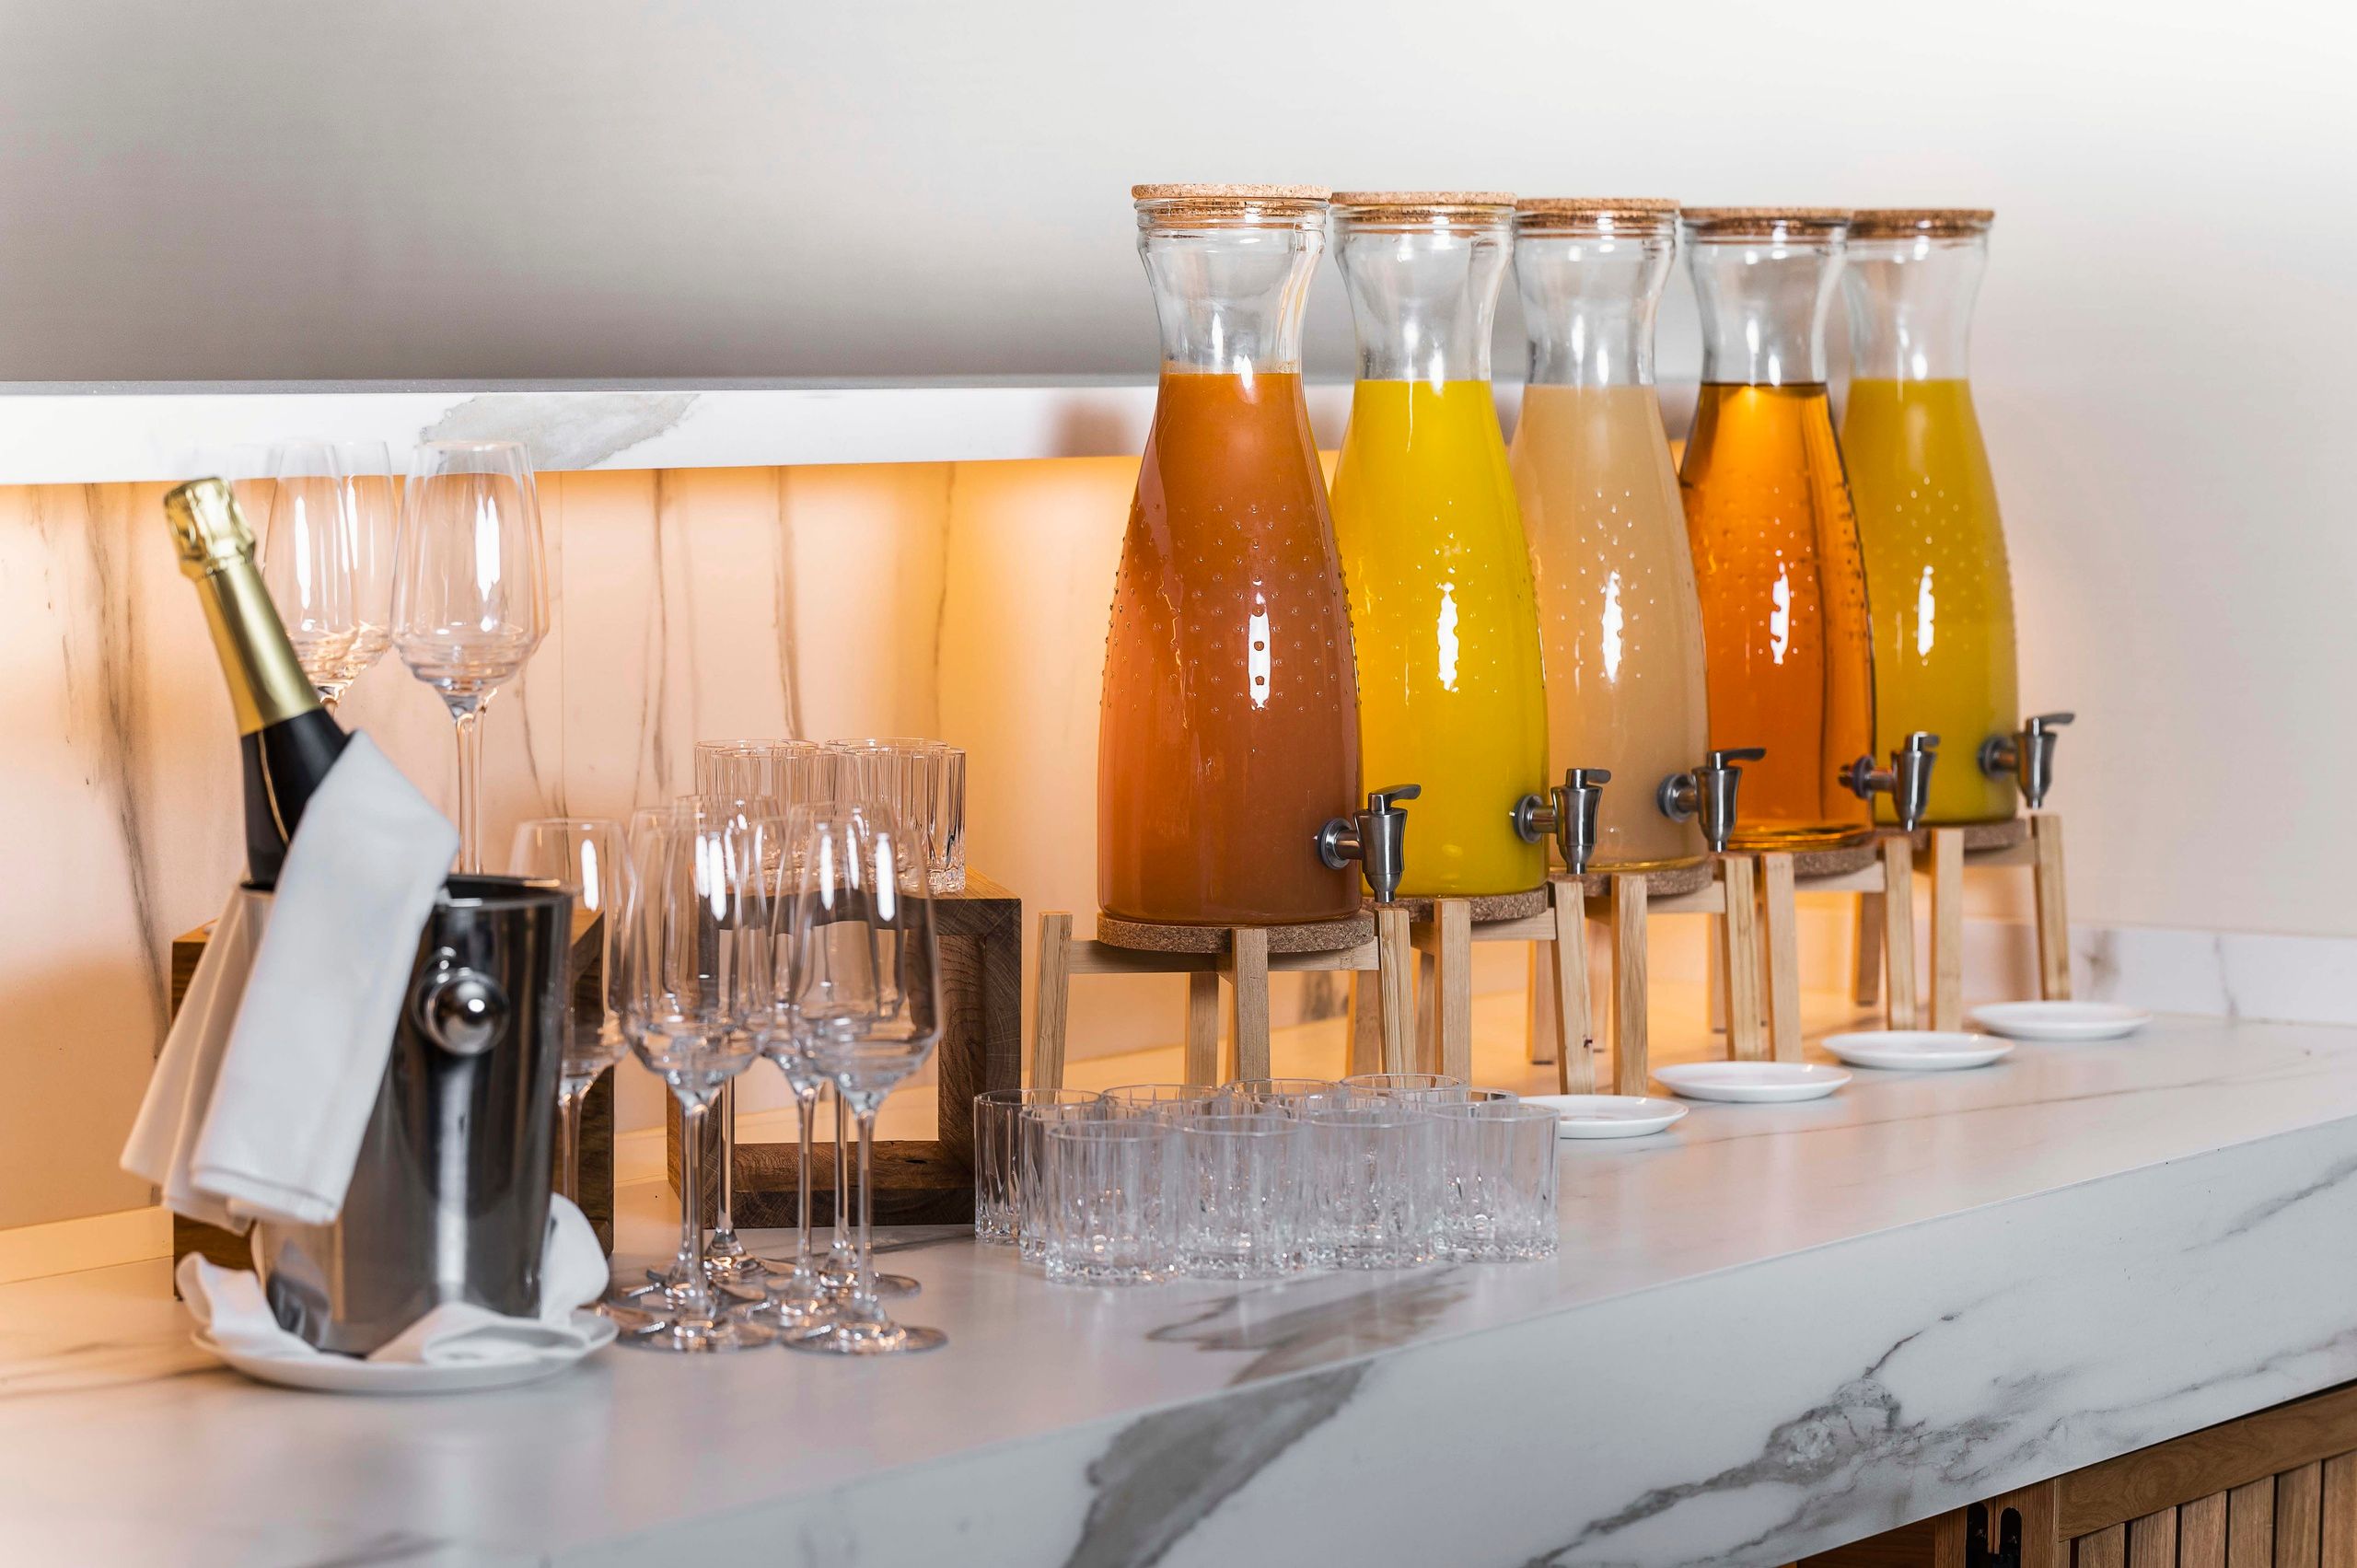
1680,206,1852,238
1849,208,1995,238
1331,191,1515,208
1515,197,1679,234
1132,183,1329,202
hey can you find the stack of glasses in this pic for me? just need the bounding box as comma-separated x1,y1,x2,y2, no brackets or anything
694,737,966,892
973,1074,1559,1285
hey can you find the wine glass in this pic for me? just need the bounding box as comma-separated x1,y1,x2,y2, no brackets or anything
507,819,630,1208
331,439,399,703
610,807,783,1353
392,439,547,872
259,442,358,706
784,804,947,1356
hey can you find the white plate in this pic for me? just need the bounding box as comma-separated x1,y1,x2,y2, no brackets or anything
1820,1030,2014,1072
1524,1094,1689,1139
1653,1063,1852,1103
1969,1001,2151,1042
196,1312,617,1395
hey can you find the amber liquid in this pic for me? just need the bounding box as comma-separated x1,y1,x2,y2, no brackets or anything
1679,384,1876,850
1097,367,1363,924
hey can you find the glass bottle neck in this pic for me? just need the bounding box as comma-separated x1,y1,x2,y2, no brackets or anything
1689,237,1843,387
1334,222,1509,384
1842,236,1984,382
1515,232,1672,389
1139,222,1323,375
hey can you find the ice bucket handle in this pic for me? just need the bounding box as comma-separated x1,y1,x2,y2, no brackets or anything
414,948,509,1059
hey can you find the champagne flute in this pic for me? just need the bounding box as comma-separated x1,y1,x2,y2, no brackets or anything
331,439,399,703
391,439,547,872
259,442,358,706
507,818,631,1207
784,804,947,1356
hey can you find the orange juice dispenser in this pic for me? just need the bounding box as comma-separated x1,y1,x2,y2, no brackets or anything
1325,193,1556,895
1840,209,2065,819
1678,208,1935,848
1097,185,1367,925
1509,199,1754,869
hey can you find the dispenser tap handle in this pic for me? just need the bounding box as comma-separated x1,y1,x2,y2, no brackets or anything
1366,784,1422,814
1565,767,1611,787
1902,731,1940,753
1707,747,1767,768
2026,712,2074,731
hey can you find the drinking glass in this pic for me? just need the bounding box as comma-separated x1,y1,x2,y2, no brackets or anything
694,739,784,804
975,1088,1104,1242
392,439,548,872
1177,1112,1309,1279
1103,1083,1220,1120
1223,1077,1339,1115
1041,1118,1179,1285
921,746,967,892
1434,1101,1560,1261
784,805,948,1355
506,818,630,1208
1307,1102,1441,1269
1019,1099,1112,1263
259,442,357,706
1396,1085,1520,1109
610,808,782,1352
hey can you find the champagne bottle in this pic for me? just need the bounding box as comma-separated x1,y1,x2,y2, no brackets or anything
164,477,351,889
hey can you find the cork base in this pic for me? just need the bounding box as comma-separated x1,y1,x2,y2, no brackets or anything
1788,842,1884,880
1621,861,1715,900
1390,887,1550,924
1094,910,1376,955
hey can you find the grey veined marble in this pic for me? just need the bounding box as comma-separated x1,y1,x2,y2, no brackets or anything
10,1015,2357,1566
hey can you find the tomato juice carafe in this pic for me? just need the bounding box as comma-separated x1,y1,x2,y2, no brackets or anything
1097,184,1364,926
1510,199,1734,873
1678,208,1888,851
1841,209,2026,825
1326,193,1550,897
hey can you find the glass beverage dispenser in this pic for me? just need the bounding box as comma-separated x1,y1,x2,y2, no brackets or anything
1678,208,1879,851
1841,209,2020,825
1097,184,1364,925
1327,193,1550,898
1508,198,1714,873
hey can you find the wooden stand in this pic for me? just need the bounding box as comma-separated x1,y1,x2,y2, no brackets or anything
1754,838,1918,1051
1527,858,1766,1093
1393,883,1592,1089
1844,815,2069,1034
1031,908,1411,1089
675,871,1024,1227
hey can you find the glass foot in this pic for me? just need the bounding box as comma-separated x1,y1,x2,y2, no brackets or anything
782,1318,946,1356
618,1312,779,1353
819,1257,917,1298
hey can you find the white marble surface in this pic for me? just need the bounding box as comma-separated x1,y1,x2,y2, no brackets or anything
9,1014,2357,1566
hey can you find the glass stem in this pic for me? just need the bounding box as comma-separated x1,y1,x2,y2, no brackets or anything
795,1087,818,1264
853,1105,881,1318
832,1086,853,1258
678,1094,715,1318
557,1077,586,1205
715,1076,737,1237
451,702,485,873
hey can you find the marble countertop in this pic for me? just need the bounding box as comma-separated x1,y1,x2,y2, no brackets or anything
10,1015,2357,1567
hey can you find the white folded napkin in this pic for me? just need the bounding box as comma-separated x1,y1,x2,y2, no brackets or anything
122,734,459,1230
181,1196,610,1366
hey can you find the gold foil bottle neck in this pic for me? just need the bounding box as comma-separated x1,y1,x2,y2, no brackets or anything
163,477,257,577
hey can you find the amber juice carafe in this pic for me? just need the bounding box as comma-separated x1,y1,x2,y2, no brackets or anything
1841,210,2019,826
1509,199,1712,873
1097,184,1364,925
1678,209,1877,851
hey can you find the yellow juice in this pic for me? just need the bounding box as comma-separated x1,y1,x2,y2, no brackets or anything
1329,378,1550,897
1840,377,2020,825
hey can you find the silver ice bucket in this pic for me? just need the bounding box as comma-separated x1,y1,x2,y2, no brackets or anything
252,875,574,1354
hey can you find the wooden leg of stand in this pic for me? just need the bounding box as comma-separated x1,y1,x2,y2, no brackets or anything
1853,890,1884,1009
2033,814,2072,1001
1032,912,1073,1089
1724,856,1769,1063
1757,854,1801,1063
1225,927,1271,1082
1376,905,1413,1075
1184,970,1221,1086
1930,829,1965,1032
1434,900,1473,1086
1527,943,1558,1065
1416,943,1439,1075
1609,875,1649,1097
1347,970,1384,1077
1882,836,1919,1029
1550,882,1596,1095
1704,919,1727,1034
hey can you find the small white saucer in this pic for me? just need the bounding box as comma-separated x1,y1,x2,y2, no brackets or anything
196,1311,617,1395
1524,1094,1689,1139
1820,1030,2014,1072
1654,1062,1851,1104
1969,1001,2151,1042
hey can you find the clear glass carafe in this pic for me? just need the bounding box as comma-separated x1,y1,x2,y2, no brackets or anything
1327,193,1549,897
1097,184,1363,925
1678,209,1876,851
1841,209,2018,825
1508,199,1710,873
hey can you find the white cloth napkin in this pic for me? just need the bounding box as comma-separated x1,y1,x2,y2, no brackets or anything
122,734,459,1230
180,1197,610,1366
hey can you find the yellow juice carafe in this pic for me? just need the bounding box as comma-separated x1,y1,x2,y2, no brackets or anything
1328,193,1550,897
1840,209,2020,825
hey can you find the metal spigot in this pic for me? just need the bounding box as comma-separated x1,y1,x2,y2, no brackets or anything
1658,747,1765,854
1514,767,1611,875
1980,712,2074,809
1317,784,1421,904
1842,731,1941,831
